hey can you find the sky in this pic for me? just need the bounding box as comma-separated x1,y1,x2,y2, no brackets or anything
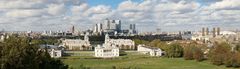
0,0,239,32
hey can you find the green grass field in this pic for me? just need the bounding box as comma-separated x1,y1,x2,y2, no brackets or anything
61,52,235,69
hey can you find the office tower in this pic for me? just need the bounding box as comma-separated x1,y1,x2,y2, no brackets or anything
206,27,209,35
202,27,205,36
217,27,220,35
71,25,75,33
94,23,103,34
213,27,216,37
93,24,98,33
130,24,133,30
97,23,102,33
102,19,122,34
115,20,121,32
130,24,136,31
129,24,136,34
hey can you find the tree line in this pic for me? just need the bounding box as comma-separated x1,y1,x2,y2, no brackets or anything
0,35,68,69
134,39,240,68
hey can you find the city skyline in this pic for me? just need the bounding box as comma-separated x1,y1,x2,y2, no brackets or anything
0,0,239,32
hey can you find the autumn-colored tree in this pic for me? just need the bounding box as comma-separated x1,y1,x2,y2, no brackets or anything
166,43,183,58
193,46,204,62
209,42,231,65
183,45,194,60
224,51,240,68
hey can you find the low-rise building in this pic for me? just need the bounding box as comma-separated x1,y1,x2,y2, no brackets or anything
137,45,163,56
104,34,135,50
39,45,63,58
95,44,119,58
62,34,92,51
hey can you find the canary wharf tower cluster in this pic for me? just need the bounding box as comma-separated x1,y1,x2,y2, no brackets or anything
93,19,137,36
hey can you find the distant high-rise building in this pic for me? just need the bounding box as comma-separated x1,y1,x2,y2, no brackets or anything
97,23,102,33
202,27,205,36
93,23,103,35
206,27,209,35
129,24,137,34
71,25,75,33
217,27,220,35
102,19,122,35
213,27,216,37
93,24,98,33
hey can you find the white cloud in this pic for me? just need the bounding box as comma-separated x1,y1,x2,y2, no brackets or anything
0,0,239,32
47,4,66,15
208,0,240,10
5,9,45,18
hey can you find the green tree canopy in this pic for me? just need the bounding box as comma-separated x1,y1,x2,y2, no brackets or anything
0,36,68,69
165,43,183,58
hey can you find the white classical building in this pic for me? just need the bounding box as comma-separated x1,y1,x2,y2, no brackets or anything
49,49,62,58
137,45,163,56
95,44,119,58
39,45,63,58
0,34,9,42
104,34,135,50
0,35,4,42
62,35,92,50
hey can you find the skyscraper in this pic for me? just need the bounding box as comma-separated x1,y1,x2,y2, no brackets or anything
213,27,216,37
202,27,205,36
71,25,75,33
217,27,220,35
206,27,209,35
129,24,136,34
97,23,102,33
102,19,122,34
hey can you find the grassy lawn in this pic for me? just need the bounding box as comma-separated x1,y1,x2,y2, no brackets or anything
61,52,235,69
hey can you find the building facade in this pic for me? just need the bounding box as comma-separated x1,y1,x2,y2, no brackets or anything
39,45,63,58
137,45,163,56
104,34,135,50
94,45,119,58
62,35,92,51
49,49,62,58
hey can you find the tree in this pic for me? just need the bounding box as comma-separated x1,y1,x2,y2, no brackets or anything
224,51,240,68
193,46,204,62
166,43,183,58
209,42,231,65
235,43,240,52
149,39,161,47
0,36,68,69
150,39,168,51
183,45,194,60
133,39,149,45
